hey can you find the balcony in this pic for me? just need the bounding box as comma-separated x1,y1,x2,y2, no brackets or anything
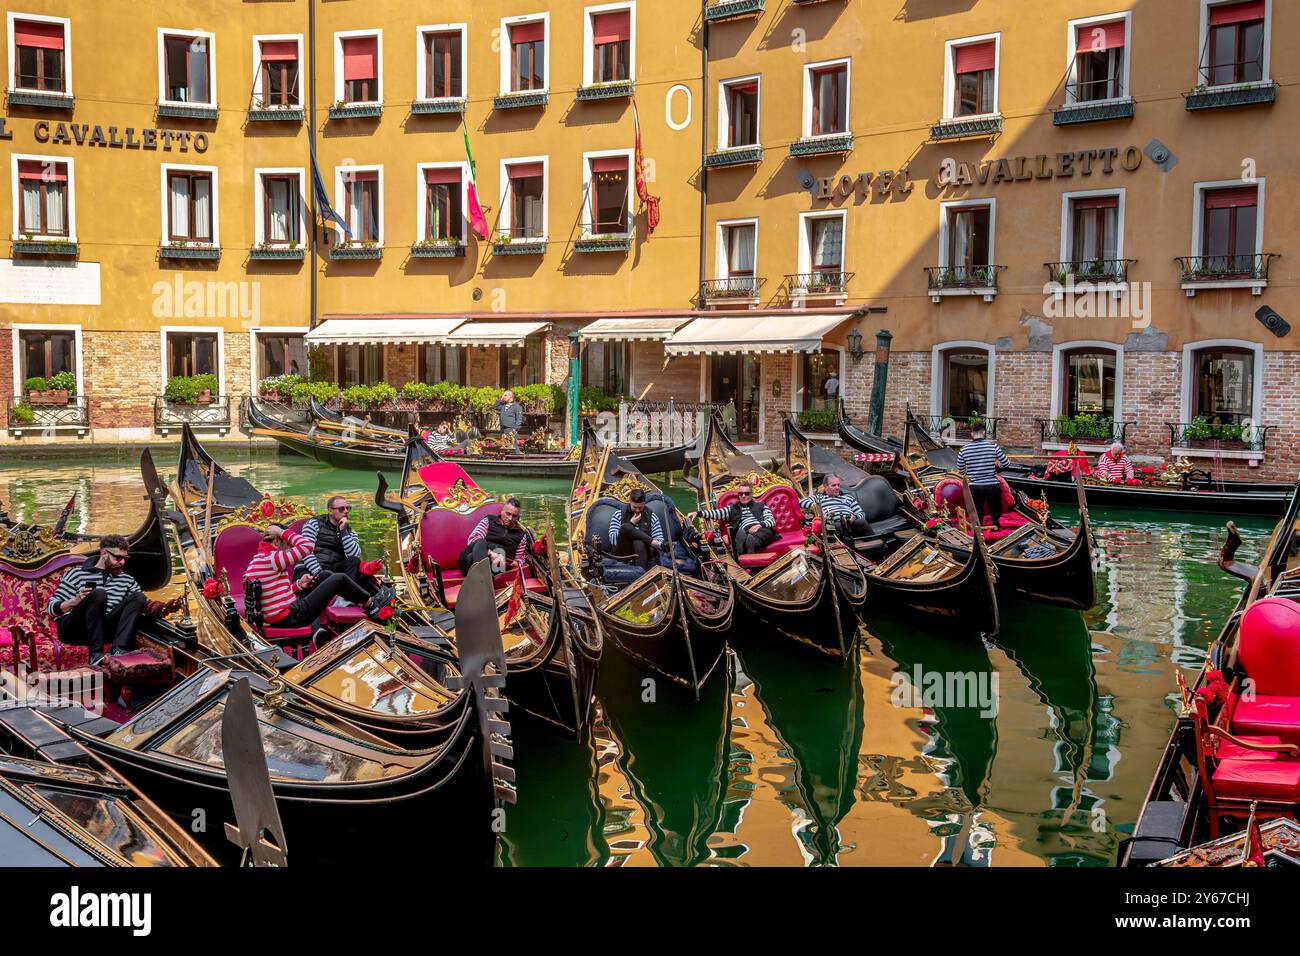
247,104,304,122
410,240,466,258
329,242,382,260
7,395,90,437
492,232,546,256
789,133,854,157
1044,259,1136,294
493,90,548,110
328,101,383,120
1168,420,1272,462
6,88,74,110
1176,254,1277,296
917,415,1005,444
157,101,219,121
248,244,305,261
925,265,1004,302
704,0,765,21
1053,97,1135,126
12,239,78,257
155,395,231,435
1037,417,1132,450
785,271,853,302
576,80,634,102
575,234,632,254
700,276,765,306
1185,81,1277,112
159,242,220,260
410,97,466,115
705,145,764,168
930,115,1003,140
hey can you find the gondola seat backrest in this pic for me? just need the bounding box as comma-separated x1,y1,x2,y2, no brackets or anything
583,497,625,555
213,518,309,617
1227,597,1300,747
849,476,913,539
419,502,502,587
0,552,89,670
933,476,1021,538
715,484,806,559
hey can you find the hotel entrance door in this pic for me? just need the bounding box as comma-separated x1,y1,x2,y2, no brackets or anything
710,354,761,442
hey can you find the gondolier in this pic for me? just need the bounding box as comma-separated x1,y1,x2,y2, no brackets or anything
608,489,665,570
801,475,870,537
245,524,384,628
1094,442,1135,484
47,534,147,665
690,482,779,555
300,496,381,596
956,424,1011,527
493,390,524,449
459,497,533,575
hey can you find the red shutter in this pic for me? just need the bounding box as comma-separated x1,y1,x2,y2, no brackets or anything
15,20,64,50
591,156,628,173
508,162,544,180
18,160,66,181
1072,194,1120,210
424,167,461,185
1204,185,1257,209
342,36,378,81
593,11,631,44
1209,1,1266,26
511,21,545,44
348,169,378,183
1075,20,1126,52
954,41,996,74
261,40,298,62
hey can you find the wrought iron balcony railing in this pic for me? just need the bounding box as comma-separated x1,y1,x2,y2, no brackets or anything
1176,254,1277,284
1184,81,1277,111
1044,259,1135,286
917,415,1004,442
785,271,853,297
7,394,90,433
705,0,765,21
1037,417,1131,445
700,276,765,302
1168,421,1271,452
154,394,232,432
930,115,1003,140
925,264,1004,291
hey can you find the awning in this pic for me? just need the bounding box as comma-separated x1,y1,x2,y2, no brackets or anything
578,318,690,342
305,318,464,346
445,320,551,347
663,314,852,356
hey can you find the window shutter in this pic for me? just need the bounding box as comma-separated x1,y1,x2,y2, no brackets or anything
18,160,66,181
424,167,461,185
342,36,378,81
592,11,631,44
954,41,996,74
511,21,545,44
1209,1,1266,26
15,20,64,50
260,40,298,61
1075,20,1126,52
590,157,628,173
1204,185,1258,209
508,162,544,180
1071,194,1120,211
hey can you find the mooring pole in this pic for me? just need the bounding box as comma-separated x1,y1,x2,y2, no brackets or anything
568,332,582,448
867,329,893,437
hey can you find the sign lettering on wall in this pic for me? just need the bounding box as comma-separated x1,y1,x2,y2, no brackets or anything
936,146,1143,187
33,121,209,153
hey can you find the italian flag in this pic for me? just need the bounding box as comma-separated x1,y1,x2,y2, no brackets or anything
462,119,490,240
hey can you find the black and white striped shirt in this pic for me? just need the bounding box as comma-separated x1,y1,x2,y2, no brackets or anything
956,438,1010,486
47,557,143,617
299,518,361,576
608,509,665,547
698,501,775,533
800,493,866,522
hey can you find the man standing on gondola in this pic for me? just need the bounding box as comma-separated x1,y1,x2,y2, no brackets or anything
956,423,1011,528
689,482,778,555
493,390,524,450
459,497,534,576
300,496,382,597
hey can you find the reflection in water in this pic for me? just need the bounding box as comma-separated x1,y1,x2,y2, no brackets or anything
2,450,1275,865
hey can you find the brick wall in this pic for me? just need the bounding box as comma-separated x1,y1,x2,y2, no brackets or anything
0,322,12,408
469,346,497,387
383,344,419,388
760,352,793,445
1120,352,1181,456
993,352,1052,449
545,321,582,387
224,330,252,400
879,352,931,438
85,331,156,430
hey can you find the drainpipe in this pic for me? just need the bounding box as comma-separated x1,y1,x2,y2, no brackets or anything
698,2,709,301
568,332,581,448
307,0,318,332
867,329,894,437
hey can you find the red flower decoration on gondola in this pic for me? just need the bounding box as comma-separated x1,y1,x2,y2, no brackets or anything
377,605,394,621
534,536,548,556
1205,668,1225,685
202,578,221,600
811,517,823,535
259,497,276,518
1140,466,1157,474
359,559,383,576
406,554,420,572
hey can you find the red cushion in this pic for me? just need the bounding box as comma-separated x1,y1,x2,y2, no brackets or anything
213,525,263,604
996,475,1015,509
0,552,86,672
419,503,503,574
264,623,316,640
934,478,965,513
1237,597,1300,696
999,512,1031,529
323,605,367,626
1216,734,1285,761
716,485,804,536
738,552,779,568
1231,695,1300,746
1211,757,1300,801
442,575,546,609
101,650,172,685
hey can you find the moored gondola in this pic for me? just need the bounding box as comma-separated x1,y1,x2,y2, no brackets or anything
568,421,733,700
696,414,866,662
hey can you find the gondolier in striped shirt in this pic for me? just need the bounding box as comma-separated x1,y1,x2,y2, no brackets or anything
1094,442,1135,483
800,475,870,537
955,423,1011,527
299,496,381,597
47,534,147,665
245,524,383,628
689,482,778,555
607,489,665,570
458,498,534,575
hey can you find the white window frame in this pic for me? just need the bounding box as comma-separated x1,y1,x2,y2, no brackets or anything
1048,341,1125,450
795,210,848,304
415,22,467,103
1187,176,1267,294
159,162,219,248
935,197,997,299
499,13,550,97
583,2,636,87
499,155,549,242
248,326,310,394
334,28,384,106
801,57,851,140
159,325,225,396
1059,187,1127,262
930,341,997,427
6,12,72,98
581,148,634,239
333,164,384,246
11,152,76,242
715,216,760,287
11,323,84,397
1065,12,1133,106
250,33,303,107
253,167,307,247
416,161,470,244
157,27,216,108
1177,338,1265,460
794,346,846,416
942,32,1001,121
717,74,761,151
1198,0,1273,89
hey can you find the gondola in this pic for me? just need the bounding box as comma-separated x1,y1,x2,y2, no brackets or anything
247,397,409,470
374,428,603,738
696,414,867,662
568,421,733,700
784,418,1001,635
1123,481,1300,866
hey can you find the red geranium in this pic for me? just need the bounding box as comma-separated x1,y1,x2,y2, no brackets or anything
259,497,276,518
359,559,383,576
202,578,221,600
811,517,823,535
377,605,394,621
1140,466,1157,474
534,536,548,557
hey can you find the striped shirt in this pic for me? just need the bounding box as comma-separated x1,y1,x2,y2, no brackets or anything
243,530,313,623
956,438,1010,487
800,493,865,522
698,501,776,533
1094,452,1134,483
467,517,531,563
424,430,456,450
608,509,665,548
47,558,143,617
299,517,361,576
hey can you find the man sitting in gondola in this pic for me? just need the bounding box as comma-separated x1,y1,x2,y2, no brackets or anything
299,496,382,598
1094,442,1135,484
608,489,665,570
458,497,534,576
424,420,458,451
800,475,870,538
246,524,387,628
689,483,778,556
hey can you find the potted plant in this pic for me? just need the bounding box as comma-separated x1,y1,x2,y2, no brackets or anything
25,375,71,406
401,381,437,409
12,400,36,424
796,409,838,433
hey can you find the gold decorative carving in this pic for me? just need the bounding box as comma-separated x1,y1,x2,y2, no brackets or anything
604,473,657,502
0,524,68,567
716,470,792,498
216,495,315,533
435,478,493,514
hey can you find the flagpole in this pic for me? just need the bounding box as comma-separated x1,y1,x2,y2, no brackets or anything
307,0,318,332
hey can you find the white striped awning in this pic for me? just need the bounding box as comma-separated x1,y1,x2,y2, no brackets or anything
305,318,464,346
445,320,552,347
663,314,851,356
577,317,690,342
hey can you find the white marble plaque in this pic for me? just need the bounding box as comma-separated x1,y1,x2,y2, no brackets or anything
0,259,102,305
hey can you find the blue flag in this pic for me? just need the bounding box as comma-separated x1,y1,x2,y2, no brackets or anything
309,139,351,241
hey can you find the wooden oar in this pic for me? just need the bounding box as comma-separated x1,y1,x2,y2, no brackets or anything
251,426,395,448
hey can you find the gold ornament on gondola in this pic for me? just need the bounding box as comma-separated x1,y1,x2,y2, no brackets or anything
436,478,492,513
0,524,66,566
605,473,657,502
716,470,792,497
217,495,315,532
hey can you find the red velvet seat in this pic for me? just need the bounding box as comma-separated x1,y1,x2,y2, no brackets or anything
716,485,806,568
213,519,316,639
1230,596,1300,746
1211,758,1300,801
0,552,90,670
1216,734,1286,761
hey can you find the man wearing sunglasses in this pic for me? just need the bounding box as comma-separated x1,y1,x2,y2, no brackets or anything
299,495,380,596
47,534,147,665
688,482,778,556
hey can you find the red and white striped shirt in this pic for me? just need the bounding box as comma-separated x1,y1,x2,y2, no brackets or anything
1094,451,1134,483
243,530,313,623
467,516,530,564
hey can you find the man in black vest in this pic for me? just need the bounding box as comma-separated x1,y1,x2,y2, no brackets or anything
689,482,779,555
459,497,533,575
300,496,381,596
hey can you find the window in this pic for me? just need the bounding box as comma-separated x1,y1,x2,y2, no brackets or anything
20,330,76,382
419,345,467,385
1201,185,1258,271
17,159,68,237
590,8,631,83
948,38,997,117
1070,18,1126,102
162,32,212,104
337,345,383,387
800,350,841,413
1068,195,1119,264
500,334,545,387
342,170,380,242
12,17,67,93
260,173,301,244
424,30,462,99
723,222,756,279
423,167,463,241
505,162,545,239
166,332,217,378
582,341,625,395
257,39,300,106
1062,350,1117,417
257,334,306,379
588,155,630,234
509,20,545,92
722,78,759,148
1192,347,1254,423
1203,1,1266,86
945,204,991,270
167,170,213,242
940,349,990,419
808,216,844,274
340,34,380,103
808,62,848,136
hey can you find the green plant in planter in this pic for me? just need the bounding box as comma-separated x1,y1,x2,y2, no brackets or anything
401,381,437,403
470,386,504,414
796,409,838,432
24,376,48,393
12,401,35,424
307,345,330,382
430,381,472,407
578,385,620,415
1181,417,1213,443
47,371,77,395
287,380,340,405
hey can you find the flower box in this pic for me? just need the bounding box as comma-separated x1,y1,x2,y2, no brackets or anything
575,235,632,254
329,102,383,120
6,89,75,110
28,390,69,407
411,98,466,115
789,134,854,157
248,106,304,122
1184,83,1277,112
410,242,466,258
930,115,1003,140
705,0,765,21
159,244,221,260
492,239,546,256
248,245,305,260
576,81,635,101
12,240,78,257
493,91,548,110
330,244,383,260
705,145,764,168
157,103,219,121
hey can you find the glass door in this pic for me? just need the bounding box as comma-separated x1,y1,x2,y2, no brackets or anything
711,355,761,442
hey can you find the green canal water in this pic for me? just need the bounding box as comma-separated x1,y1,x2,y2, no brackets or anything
0,444,1276,867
